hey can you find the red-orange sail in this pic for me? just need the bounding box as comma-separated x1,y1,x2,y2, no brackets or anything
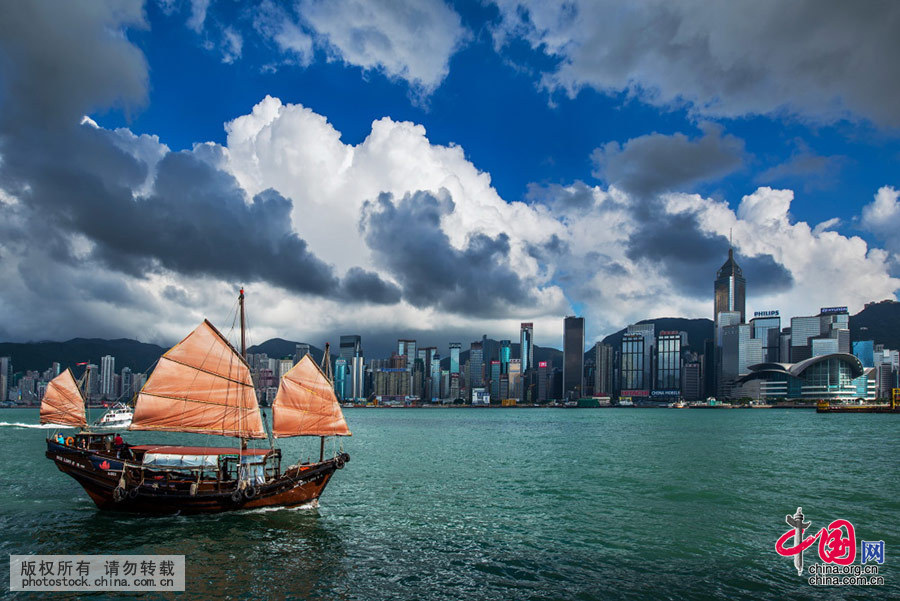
40,368,86,427
131,320,266,438
272,355,351,437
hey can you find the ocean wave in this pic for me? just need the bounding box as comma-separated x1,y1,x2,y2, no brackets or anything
0,422,64,429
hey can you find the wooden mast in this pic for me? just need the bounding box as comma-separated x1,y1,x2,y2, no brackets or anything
239,288,247,451
319,343,332,462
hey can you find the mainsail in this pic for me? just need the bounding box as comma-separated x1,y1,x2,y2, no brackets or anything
130,320,266,438
272,355,351,437
40,368,86,427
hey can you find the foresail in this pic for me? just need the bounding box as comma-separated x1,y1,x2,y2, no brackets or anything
131,320,266,438
40,368,86,427
272,354,351,437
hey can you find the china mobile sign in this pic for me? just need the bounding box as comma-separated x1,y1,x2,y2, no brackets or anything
775,507,885,586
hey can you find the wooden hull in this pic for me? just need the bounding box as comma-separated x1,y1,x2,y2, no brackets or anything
46,441,349,514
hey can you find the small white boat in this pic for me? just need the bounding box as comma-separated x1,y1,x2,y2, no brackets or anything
94,403,133,429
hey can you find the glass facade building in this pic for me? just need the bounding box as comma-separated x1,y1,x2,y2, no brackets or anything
620,334,646,391
520,323,534,374
563,316,585,398
499,340,511,374
655,332,682,390
449,342,461,374
714,248,746,324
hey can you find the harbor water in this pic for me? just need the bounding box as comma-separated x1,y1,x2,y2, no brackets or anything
2,407,897,600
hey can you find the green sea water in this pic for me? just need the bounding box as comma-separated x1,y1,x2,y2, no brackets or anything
1,407,897,600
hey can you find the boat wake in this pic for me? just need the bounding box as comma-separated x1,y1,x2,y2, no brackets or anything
241,500,320,514
0,422,61,429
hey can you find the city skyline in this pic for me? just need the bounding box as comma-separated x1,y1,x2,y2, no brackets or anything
1,2,899,355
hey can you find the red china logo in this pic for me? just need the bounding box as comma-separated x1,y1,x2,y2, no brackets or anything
775,507,885,586
99,460,110,470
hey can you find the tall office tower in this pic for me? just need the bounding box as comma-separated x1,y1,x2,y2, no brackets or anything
85,364,100,400
750,313,781,362
340,335,363,400
620,334,646,392
422,347,438,401
120,367,133,401
51,362,61,377
819,306,850,353
682,362,702,400
334,358,348,400
294,344,310,364
789,315,820,362
714,248,746,397
655,331,683,391
537,361,550,402
449,343,461,374
508,359,522,400
625,323,655,395
0,356,10,402
563,316,585,399
721,323,763,398
100,355,115,399
714,248,746,325
469,341,484,387
449,372,460,401
398,339,417,368
490,360,501,400
278,358,293,381
595,343,614,396
440,369,449,400
520,323,534,373
499,340,511,374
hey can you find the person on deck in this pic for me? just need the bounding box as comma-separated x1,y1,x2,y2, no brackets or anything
56,433,65,444
113,433,124,457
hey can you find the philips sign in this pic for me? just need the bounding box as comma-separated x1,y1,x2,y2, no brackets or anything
753,310,779,317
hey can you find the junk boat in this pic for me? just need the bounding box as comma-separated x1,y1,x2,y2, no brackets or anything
41,289,350,514
93,402,134,429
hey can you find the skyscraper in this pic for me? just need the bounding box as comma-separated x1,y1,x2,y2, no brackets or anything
499,340,511,374
655,331,683,391
340,335,364,400
520,323,533,373
595,343,613,396
121,367,133,401
294,344,310,364
563,316,585,399
714,248,746,325
449,342,461,374
100,355,115,399
469,341,484,387
0,357,10,402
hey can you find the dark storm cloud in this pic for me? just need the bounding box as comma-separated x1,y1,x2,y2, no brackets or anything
591,123,745,198
360,190,536,316
498,1,900,128
0,0,148,132
626,211,792,299
0,0,399,308
339,267,402,304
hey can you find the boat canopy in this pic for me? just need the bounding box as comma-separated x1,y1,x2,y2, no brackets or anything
130,320,266,439
272,354,351,437
40,369,86,428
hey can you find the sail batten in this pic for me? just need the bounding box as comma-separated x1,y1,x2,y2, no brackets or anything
40,368,86,427
272,355,351,437
130,320,265,439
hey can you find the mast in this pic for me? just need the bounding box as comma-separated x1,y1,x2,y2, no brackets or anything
319,343,332,462
239,287,246,359
239,287,247,450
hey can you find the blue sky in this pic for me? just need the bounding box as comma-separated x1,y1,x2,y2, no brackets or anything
102,0,898,235
1,0,899,356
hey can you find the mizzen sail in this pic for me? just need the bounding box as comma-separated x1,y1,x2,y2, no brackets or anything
40,368,86,427
131,320,266,438
272,355,351,437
